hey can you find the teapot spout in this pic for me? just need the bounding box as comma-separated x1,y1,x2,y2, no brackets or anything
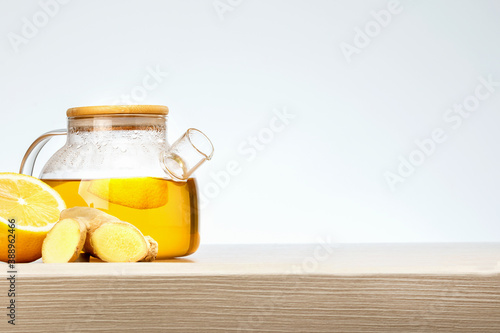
161,128,214,181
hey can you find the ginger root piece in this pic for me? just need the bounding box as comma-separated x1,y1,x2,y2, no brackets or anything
61,207,120,258
90,221,150,262
42,218,87,263
60,206,107,222
55,207,158,263
141,236,159,262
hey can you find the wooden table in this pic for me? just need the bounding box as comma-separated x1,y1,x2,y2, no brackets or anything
2,243,500,332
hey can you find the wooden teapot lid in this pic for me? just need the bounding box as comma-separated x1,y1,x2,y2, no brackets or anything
67,105,169,117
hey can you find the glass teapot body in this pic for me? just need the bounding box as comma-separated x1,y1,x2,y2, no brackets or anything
42,114,169,180
20,106,212,259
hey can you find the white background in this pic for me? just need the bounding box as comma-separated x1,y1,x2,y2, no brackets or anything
1,0,500,244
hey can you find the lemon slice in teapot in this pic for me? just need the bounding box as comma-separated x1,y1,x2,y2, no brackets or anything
87,177,168,210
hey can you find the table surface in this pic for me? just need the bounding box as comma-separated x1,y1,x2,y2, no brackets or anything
2,243,500,332
15,242,500,275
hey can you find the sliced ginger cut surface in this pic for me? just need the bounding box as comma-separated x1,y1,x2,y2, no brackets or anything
91,222,148,262
42,218,86,263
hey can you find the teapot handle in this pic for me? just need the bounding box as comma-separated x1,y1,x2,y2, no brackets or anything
19,129,67,176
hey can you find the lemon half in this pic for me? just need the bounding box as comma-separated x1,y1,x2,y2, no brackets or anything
0,173,66,263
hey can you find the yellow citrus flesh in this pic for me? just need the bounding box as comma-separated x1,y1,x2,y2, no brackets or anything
87,177,168,209
0,173,66,263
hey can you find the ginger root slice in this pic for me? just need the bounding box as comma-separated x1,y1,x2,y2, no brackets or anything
42,218,87,263
55,207,158,263
90,221,149,263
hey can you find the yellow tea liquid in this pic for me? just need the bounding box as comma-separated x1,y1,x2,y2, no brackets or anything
43,178,199,259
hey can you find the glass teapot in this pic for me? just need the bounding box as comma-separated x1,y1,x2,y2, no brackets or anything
19,105,214,259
